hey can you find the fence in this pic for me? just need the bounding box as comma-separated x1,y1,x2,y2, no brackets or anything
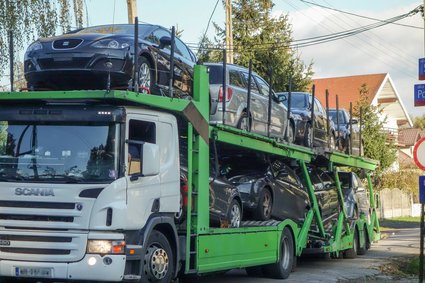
378,188,413,219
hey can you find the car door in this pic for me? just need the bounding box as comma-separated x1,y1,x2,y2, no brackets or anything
144,27,172,87
173,37,196,94
273,163,309,222
318,169,339,218
240,71,266,135
313,98,327,144
254,75,287,138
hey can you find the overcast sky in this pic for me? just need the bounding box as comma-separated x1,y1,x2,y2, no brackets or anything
5,0,424,118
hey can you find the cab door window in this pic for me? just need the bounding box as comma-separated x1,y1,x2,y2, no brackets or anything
128,120,156,175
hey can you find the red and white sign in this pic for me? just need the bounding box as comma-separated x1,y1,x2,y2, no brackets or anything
414,137,425,171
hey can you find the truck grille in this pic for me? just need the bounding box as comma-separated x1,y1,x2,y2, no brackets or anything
0,231,87,262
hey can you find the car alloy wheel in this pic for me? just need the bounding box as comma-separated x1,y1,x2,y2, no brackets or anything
228,199,241,228
138,57,153,93
286,123,295,143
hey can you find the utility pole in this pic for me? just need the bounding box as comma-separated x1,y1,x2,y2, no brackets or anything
225,0,234,64
127,0,137,24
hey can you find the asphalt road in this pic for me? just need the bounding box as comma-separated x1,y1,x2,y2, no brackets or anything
181,227,420,283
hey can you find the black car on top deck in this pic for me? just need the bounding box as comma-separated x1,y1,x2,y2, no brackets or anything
277,92,336,149
24,24,196,96
328,108,362,156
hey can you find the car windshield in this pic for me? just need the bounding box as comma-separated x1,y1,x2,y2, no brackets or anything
76,24,152,37
282,93,308,109
0,121,119,183
329,110,346,124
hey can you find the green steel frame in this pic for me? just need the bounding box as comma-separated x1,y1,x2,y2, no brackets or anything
0,65,381,274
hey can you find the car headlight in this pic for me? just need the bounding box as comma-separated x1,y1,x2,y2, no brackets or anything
87,240,125,254
26,41,43,53
92,39,131,49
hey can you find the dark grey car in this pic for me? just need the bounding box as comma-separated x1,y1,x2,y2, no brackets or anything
277,92,336,149
334,171,370,220
224,158,309,223
206,63,289,140
329,108,362,156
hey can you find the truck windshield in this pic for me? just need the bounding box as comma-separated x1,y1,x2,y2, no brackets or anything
0,121,119,183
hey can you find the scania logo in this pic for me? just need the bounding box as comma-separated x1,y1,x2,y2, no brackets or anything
0,240,10,246
15,188,55,197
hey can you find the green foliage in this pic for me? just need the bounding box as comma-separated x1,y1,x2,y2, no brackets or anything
0,0,84,76
353,83,397,175
197,0,313,91
413,114,425,129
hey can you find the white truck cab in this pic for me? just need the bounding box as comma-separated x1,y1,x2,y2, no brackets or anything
0,104,180,282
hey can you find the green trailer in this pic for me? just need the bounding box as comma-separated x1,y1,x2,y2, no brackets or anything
0,65,380,282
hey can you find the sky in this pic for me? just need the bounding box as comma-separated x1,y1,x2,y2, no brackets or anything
4,0,424,119
85,0,425,119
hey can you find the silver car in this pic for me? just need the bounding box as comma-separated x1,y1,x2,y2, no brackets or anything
206,63,288,140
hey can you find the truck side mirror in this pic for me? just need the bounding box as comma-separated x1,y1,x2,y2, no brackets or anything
141,142,160,176
127,141,159,177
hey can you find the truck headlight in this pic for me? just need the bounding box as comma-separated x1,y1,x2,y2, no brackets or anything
87,240,125,254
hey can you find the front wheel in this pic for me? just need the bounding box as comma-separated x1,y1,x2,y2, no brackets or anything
255,188,272,221
304,123,313,148
263,227,294,279
227,199,242,228
141,230,174,283
138,57,154,93
286,122,295,143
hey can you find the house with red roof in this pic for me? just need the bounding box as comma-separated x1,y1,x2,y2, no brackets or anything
311,73,413,170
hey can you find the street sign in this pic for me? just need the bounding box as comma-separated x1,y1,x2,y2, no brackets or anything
415,84,425,106
419,58,425,80
414,137,425,171
420,176,425,204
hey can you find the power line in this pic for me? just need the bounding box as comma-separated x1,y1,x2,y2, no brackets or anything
197,0,220,55
186,4,421,51
299,0,424,30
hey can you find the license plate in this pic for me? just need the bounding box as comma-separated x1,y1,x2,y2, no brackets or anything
53,57,72,62
15,267,52,278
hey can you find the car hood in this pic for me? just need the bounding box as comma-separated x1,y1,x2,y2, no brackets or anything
228,173,264,184
290,108,310,119
38,33,150,44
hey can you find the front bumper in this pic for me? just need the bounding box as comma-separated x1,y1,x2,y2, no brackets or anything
0,254,126,282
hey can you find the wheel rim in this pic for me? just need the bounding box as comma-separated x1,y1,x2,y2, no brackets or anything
144,245,169,280
138,62,151,89
240,116,249,131
281,236,291,270
306,126,313,147
287,125,294,143
230,202,241,228
262,191,272,218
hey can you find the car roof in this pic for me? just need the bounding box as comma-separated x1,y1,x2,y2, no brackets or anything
204,62,261,76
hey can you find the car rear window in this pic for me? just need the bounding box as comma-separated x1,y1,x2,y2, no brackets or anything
207,65,223,84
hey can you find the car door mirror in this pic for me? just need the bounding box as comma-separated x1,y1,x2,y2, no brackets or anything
159,36,172,49
350,118,358,124
277,94,287,102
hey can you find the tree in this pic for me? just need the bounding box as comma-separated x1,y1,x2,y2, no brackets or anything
197,0,313,91
414,114,425,129
353,83,397,175
0,0,84,76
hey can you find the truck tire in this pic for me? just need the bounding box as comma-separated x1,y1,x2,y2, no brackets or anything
344,228,358,259
357,228,368,255
262,227,294,279
141,230,174,283
255,188,272,221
